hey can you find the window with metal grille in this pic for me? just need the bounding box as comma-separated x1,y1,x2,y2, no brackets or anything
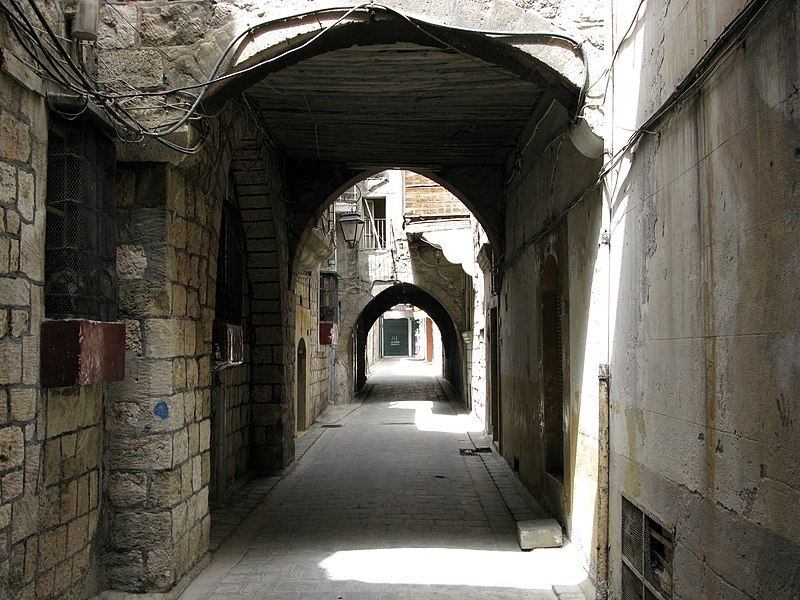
45,117,117,321
215,197,245,325
319,273,338,323
621,496,674,600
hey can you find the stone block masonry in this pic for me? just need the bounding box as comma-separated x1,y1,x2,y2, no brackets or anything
101,108,292,592
212,362,250,497
404,171,470,218
210,212,251,501
1,59,107,599
230,133,294,471
109,164,216,592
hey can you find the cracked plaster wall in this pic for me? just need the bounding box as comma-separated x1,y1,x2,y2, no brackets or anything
606,0,800,597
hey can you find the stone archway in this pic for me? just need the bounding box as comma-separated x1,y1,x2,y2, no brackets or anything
226,129,295,470
198,4,592,276
355,283,464,396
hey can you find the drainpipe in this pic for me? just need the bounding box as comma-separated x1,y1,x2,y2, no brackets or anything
597,363,611,598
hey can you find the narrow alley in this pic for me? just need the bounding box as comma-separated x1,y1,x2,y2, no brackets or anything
1,2,797,599
180,359,589,600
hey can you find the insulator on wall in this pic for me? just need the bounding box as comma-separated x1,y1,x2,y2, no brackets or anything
72,0,99,41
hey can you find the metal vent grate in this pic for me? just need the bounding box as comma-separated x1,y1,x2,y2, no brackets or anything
645,518,674,597
45,118,116,320
622,496,645,574
622,563,644,600
621,495,673,600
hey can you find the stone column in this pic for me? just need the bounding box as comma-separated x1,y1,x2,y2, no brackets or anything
231,137,293,471
107,164,212,591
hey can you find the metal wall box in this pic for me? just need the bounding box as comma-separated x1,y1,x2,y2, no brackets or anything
213,321,244,365
41,320,125,387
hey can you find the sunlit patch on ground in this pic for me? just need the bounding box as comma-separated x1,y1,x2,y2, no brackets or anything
320,544,587,589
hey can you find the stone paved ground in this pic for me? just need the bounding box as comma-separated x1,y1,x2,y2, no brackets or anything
180,359,591,600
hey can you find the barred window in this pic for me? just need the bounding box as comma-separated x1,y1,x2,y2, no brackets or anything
45,117,117,321
215,197,245,325
319,273,338,323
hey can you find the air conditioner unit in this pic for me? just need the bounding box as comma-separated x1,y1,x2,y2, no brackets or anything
213,321,244,366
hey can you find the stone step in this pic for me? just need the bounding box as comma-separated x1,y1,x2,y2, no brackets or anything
517,518,563,550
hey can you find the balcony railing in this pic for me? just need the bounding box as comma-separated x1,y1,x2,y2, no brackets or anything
362,217,386,250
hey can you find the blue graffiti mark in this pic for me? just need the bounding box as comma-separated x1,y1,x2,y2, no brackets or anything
154,401,169,421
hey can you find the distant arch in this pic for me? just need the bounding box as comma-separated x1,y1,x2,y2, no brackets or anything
355,283,463,397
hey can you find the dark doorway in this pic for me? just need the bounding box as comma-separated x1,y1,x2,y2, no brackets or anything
489,307,500,447
296,339,308,432
541,256,564,479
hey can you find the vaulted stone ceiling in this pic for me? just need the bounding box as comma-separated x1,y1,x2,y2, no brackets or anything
244,42,547,167
207,11,587,246
208,12,581,173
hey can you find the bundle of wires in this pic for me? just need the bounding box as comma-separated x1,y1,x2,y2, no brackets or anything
0,0,588,155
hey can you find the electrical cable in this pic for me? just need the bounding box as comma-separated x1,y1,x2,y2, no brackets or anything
597,0,776,183
1,0,589,155
591,0,646,101
21,0,99,95
499,0,777,276
0,2,86,92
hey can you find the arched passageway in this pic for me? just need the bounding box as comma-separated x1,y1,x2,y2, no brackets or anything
15,3,601,597
3,2,796,600
211,4,590,265
207,5,602,595
355,283,463,396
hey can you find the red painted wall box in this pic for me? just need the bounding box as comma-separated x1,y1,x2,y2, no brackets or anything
319,322,337,345
41,319,126,387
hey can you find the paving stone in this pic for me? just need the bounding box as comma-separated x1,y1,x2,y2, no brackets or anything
178,359,588,600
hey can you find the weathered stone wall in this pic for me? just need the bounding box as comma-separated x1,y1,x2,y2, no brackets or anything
232,133,293,470
467,223,491,427
211,277,251,498
105,100,299,592
0,64,43,600
365,319,382,375
293,269,331,428
37,386,103,599
407,244,467,337
212,360,250,497
106,98,291,592
499,95,604,580
0,18,112,596
606,0,800,597
109,161,218,591
307,272,331,419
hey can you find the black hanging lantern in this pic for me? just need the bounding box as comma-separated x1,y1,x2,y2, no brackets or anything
338,211,365,248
